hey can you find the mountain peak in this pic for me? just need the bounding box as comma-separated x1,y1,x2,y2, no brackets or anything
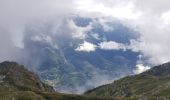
142,62,170,76
0,61,27,73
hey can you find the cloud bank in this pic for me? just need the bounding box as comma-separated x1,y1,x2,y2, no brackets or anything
76,0,170,66
1,0,170,66
0,0,75,61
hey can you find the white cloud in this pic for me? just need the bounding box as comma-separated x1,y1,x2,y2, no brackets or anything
0,0,75,61
75,0,170,65
90,33,100,40
75,40,141,52
84,0,170,65
75,41,97,52
161,11,170,24
75,41,134,52
67,20,92,39
133,64,150,74
31,34,58,49
1,0,170,66
131,16,170,64
99,41,126,51
130,0,170,65
76,0,142,20
2,0,170,66
95,18,115,32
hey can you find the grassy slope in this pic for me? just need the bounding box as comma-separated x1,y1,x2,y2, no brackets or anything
85,62,170,99
0,91,139,100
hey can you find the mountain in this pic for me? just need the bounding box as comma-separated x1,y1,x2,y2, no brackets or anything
85,62,170,99
0,61,54,92
19,17,140,93
1,61,170,100
0,61,132,100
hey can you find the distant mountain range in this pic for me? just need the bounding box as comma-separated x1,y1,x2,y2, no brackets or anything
85,62,170,99
18,17,140,93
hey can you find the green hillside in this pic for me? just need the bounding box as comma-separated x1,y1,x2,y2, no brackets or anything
85,62,170,99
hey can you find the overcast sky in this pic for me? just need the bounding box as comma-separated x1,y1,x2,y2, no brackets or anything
0,0,170,66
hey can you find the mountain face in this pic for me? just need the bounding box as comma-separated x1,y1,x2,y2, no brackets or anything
2,61,170,100
0,61,132,100
85,62,170,99
0,61,54,92
18,17,140,93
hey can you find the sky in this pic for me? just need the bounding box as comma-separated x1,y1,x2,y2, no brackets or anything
0,0,170,73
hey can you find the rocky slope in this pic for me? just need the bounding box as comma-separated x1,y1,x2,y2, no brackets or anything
0,61,54,92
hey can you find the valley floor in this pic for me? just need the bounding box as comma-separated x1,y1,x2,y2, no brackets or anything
1,91,170,100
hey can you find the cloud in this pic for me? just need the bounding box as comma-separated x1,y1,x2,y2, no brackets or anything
75,41,97,52
129,13,170,64
129,0,170,65
2,0,170,66
133,64,150,74
31,34,58,49
0,0,77,62
93,17,115,32
76,0,141,20
161,11,170,24
75,0,170,66
75,40,143,52
67,20,92,39
75,40,136,52
99,41,126,50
